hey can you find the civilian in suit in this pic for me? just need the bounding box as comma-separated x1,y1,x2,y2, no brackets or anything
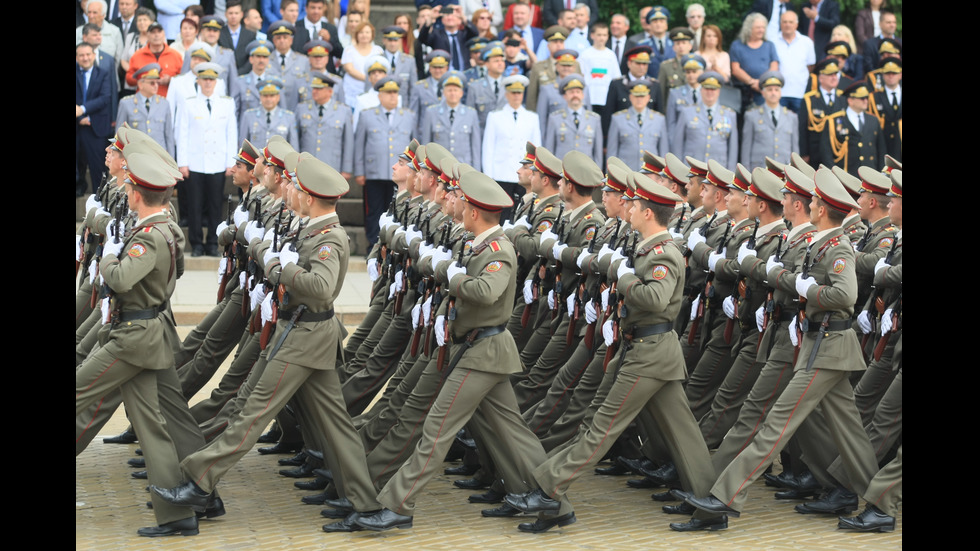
420,71,483,171
355,78,417,245
542,0,598,28
861,10,900,71
82,24,121,123
116,64,175,156
608,14,631,67
819,82,884,176
542,75,603,167
109,0,139,37
672,72,738,171
799,0,840,60
261,0,308,34
800,58,844,165
297,72,354,177
175,63,238,256
76,42,114,195
418,4,479,72
606,79,669,169
292,0,344,60
482,75,541,201
77,1,125,64
499,2,544,54
740,71,798,168
868,59,901,162
625,6,654,58
218,1,259,75
604,46,663,143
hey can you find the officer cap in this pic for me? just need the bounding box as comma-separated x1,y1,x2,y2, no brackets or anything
559,74,586,93
458,170,513,212
813,167,858,213
765,157,787,179
857,166,891,195
481,42,505,61
264,136,293,170
374,76,400,93
664,153,690,186
747,167,785,203
880,58,902,74
236,139,259,167
646,6,670,22
790,152,815,179
634,172,682,205
365,55,391,75
732,163,752,192
553,49,579,65
625,45,652,64
669,27,693,42
686,156,708,177
844,81,872,99
681,53,706,71
604,157,630,193
194,62,224,79
782,165,815,197
544,25,569,41
465,36,489,52
830,167,862,199
440,70,466,89
109,125,138,152
124,151,177,190
503,75,530,92
200,16,225,30
310,71,340,88
704,159,734,190
886,169,902,198
400,138,420,162
268,20,295,36
426,50,451,67
422,142,451,173
814,56,841,75
257,75,285,95
639,150,666,175
519,141,537,165
438,157,456,187
759,70,785,88
628,79,654,96
878,38,902,56
883,155,902,173
532,146,563,179
283,151,301,180
247,39,272,57
123,135,182,179
134,63,161,80
381,25,406,39
190,43,216,61
698,71,725,89
296,157,350,198
824,41,852,58
561,151,603,188
305,39,332,56
412,144,426,171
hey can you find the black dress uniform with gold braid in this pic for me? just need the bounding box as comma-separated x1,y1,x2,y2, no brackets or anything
800,58,844,163
819,82,884,176
867,59,902,162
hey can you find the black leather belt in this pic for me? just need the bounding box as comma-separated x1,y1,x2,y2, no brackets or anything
450,324,507,345
629,322,674,339
803,318,852,332
279,308,334,322
117,304,167,322
773,307,797,323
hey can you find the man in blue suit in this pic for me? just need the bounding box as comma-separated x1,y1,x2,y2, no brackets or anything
76,42,114,196
499,2,543,54
418,4,479,71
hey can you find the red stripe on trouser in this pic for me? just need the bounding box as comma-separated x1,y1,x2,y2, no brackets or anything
197,362,293,485
397,370,471,512
737,362,790,457
871,480,900,510
354,333,410,404
728,369,820,507
551,375,641,499
76,396,106,443
77,359,119,398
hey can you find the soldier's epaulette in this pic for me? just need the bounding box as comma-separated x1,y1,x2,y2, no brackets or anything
221,95,232,99
155,96,161,103
283,108,296,115
372,107,381,114
187,95,197,100
584,213,595,220
883,224,898,233
636,238,672,257
542,206,554,212
735,224,754,234
613,109,626,117
758,230,782,246
791,231,816,248
244,106,259,115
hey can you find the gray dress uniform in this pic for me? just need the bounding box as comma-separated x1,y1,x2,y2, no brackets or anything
239,106,300,151
179,44,239,84
542,108,604,168
297,99,354,174
606,107,668,169
115,93,174,154
666,84,700,131
409,76,442,134
233,72,275,118
464,75,507,129
740,104,799,169
384,51,417,106
419,102,483,171
267,51,311,111
671,103,738,171
354,107,417,180
535,82,594,136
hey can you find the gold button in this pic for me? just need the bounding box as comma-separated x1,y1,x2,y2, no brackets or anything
859,156,865,161
857,142,863,147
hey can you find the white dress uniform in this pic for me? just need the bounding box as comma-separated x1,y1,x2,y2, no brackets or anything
419,101,483,171
482,105,541,183
740,104,799,169
168,73,227,134
296,99,355,174
176,93,237,173
606,107,669,169
116,93,175,155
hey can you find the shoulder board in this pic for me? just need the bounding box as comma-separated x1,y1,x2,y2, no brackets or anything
142,226,153,233
736,224,754,234
543,206,554,212
221,95,232,99
187,95,197,99
584,213,594,220
283,109,295,115
320,228,332,234
373,107,381,114
489,240,501,252
884,224,898,232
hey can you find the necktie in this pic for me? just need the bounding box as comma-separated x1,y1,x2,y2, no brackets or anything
637,113,643,127
437,84,442,98
573,112,579,129
319,105,324,117
657,39,664,55
891,92,898,109
779,2,786,16
858,114,864,131
82,68,89,103
449,33,459,70
771,109,778,127
391,54,396,69
827,92,833,105
707,107,713,127
145,97,151,113
614,39,620,62
513,110,518,121
267,111,271,124
206,98,211,114
280,53,287,69
386,111,391,122
450,109,455,125
494,80,499,99
692,88,697,103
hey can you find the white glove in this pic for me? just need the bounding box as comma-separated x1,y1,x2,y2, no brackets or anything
387,280,397,301
852,240,860,252
279,246,299,269
602,319,615,347
566,293,576,314
263,248,280,267
431,247,452,266
103,237,124,258
722,295,736,319
435,315,446,346
502,220,514,231
687,230,707,251
411,303,422,330
217,257,228,283
95,207,111,220
610,248,626,265
539,228,558,244
367,258,379,282
708,249,726,272
514,215,531,230
795,274,817,297
523,280,535,304
418,242,434,258
576,248,591,269
422,295,433,323
788,317,799,347
250,279,266,312
263,225,277,242
89,258,98,283
755,305,765,332
446,261,466,282
100,297,111,324
239,271,247,291
393,226,407,240
601,288,610,311
766,254,784,273
406,227,423,244
85,194,101,212
378,213,392,229
585,300,597,323
552,242,568,261
392,270,404,292
233,204,248,226
76,235,82,261
669,227,683,240
260,292,274,323
881,309,894,333
597,243,613,262
216,221,229,237
616,259,634,281
856,310,872,334
547,290,555,310
874,257,889,275
244,221,264,243
737,241,756,264
690,294,700,321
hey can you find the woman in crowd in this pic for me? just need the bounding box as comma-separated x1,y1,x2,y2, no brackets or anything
830,25,866,80
472,8,497,40
394,13,415,55
698,24,730,81
170,17,200,59
341,21,383,108
729,13,779,106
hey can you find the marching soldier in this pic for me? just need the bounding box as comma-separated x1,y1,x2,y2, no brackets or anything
606,79,668,169
419,71,482,171
116,63,174,155
239,76,300,152
740,71,798,169
800,58,845,167
819,81,885,176
296,72,353,178
672,71,738,171
542,75,603,168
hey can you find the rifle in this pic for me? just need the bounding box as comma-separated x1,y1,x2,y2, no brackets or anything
423,222,452,357
872,292,900,361
521,201,563,327
569,217,601,345
674,203,687,234
794,243,814,363
687,215,728,346
98,193,129,321
583,218,622,351
724,219,758,344
437,232,469,371
242,195,265,320
603,230,638,372
257,203,287,345
861,237,899,358
216,195,237,303
550,204,568,328
78,171,111,277
758,231,786,350
395,206,425,315
260,213,302,350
